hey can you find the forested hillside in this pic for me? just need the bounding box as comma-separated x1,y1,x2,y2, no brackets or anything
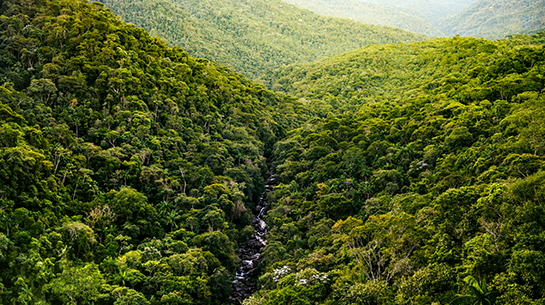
1,0,545,304
95,0,426,79
251,33,545,304
0,0,305,303
440,0,545,39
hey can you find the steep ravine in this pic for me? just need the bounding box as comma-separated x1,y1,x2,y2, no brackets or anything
230,175,277,304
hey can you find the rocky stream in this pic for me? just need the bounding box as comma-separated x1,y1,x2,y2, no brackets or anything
230,175,277,304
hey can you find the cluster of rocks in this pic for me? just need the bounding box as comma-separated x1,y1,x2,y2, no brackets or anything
230,176,277,304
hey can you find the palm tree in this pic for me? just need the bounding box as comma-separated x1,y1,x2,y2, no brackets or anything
450,275,499,305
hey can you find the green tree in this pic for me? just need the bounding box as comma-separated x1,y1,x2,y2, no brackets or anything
450,276,499,305
44,264,107,305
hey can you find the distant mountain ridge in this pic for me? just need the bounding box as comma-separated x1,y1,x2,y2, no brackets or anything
440,0,545,39
351,0,476,23
282,0,477,36
97,0,426,79
282,0,545,39
280,0,442,36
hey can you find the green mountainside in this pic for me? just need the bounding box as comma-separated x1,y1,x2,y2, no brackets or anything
257,33,545,304
95,0,427,79
440,0,545,39
1,0,545,304
0,0,304,303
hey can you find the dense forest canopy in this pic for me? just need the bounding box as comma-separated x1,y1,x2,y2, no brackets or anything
254,33,545,304
95,0,427,80
0,0,306,303
0,0,545,304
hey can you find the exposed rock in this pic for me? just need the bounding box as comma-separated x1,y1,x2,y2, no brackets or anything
230,174,276,304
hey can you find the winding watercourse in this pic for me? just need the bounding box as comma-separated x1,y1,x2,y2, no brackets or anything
230,175,277,304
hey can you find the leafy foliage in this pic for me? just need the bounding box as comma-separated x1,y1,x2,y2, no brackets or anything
253,32,545,304
0,0,304,303
1,0,545,304
450,276,499,305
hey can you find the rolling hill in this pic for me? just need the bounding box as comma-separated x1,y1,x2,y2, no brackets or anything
0,0,305,303
96,0,427,79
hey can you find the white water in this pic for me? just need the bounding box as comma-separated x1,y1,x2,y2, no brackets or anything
230,175,276,304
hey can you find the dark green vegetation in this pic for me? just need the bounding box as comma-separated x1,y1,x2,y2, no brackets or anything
0,0,305,303
249,33,545,304
1,0,545,304
441,0,545,39
95,0,426,80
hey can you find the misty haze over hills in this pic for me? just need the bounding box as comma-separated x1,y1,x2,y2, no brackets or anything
441,0,545,38
283,0,545,38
